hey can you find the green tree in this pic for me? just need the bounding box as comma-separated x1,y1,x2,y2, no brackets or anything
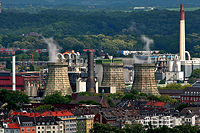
90,122,118,133
158,83,191,90
29,64,35,71
0,89,11,103
130,89,139,95
107,98,115,107
41,91,72,104
11,90,30,103
6,59,12,69
120,124,146,133
78,92,93,96
36,104,55,110
159,95,177,104
176,104,189,112
107,91,125,100
188,69,200,83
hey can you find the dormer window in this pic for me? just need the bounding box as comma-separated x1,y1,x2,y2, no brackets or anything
42,122,45,125
47,122,49,125
191,92,193,95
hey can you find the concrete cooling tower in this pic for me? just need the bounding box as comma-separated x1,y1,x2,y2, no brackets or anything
132,63,160,95
44,62,72,96
100,59,126,91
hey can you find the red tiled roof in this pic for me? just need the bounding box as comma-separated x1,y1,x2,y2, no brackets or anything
153,102,166,107
11,110,74,117
146,101,166,108
8,123,19,129
4,118,12,123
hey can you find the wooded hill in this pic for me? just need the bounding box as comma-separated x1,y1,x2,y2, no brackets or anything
0,9,200,57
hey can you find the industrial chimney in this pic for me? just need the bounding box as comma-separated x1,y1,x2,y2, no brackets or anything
0,1,1,14
12,56,16,91
86,51,96,93
180,4,185,61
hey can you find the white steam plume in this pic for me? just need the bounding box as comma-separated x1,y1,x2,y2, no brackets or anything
134,35,154,63
42,37,62,62
142,35,153,63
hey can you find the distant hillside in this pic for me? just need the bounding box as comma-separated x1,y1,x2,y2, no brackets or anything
1,0,200,6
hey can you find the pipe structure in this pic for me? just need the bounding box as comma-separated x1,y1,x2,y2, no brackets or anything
86,51,96,93
180,4,185,61
12,56,16,91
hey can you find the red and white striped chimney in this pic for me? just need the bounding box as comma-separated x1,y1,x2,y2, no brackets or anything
180,4,185,61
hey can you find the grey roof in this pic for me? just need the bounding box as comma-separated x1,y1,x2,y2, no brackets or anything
159,89,183,94
35,116,59,125
181,87,200,95
69,96,102,104
18,116,36,124
192,81,200,87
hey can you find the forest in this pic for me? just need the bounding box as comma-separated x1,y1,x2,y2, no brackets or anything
0,8,200,58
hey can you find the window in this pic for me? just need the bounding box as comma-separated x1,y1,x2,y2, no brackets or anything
47,126,51,129
27,128,30,132
42,127,44,129
32,128,35,131
38,132,40,133
22,128,24,132
47,131,51,133
38,127,40,129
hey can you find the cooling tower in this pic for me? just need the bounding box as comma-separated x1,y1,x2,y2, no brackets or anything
132,63,160,95
101,59,126,91
86,51,96,93
44,62,72,96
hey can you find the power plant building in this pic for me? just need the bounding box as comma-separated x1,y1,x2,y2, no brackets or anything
132,63,160,95
44,62,72,96
96,59,126,91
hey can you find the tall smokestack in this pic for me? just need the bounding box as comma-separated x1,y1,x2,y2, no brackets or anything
0,1,1,14
180,4,185,61
12,56,16,91
86,51,96,93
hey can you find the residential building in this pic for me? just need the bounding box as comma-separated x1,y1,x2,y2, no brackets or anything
5,123,20,133
76,117,86,133
18,116,36,133
181,87,200,103
35,117,60,133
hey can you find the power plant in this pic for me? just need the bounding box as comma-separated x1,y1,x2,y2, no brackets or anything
0,1,1,14
86,51,96,93
44,53,72,96
97,58,126,92
180,4,185,61
132,63,160,95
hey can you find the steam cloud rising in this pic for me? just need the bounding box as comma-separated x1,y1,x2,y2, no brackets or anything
43,37,61,62
134,35,154,63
